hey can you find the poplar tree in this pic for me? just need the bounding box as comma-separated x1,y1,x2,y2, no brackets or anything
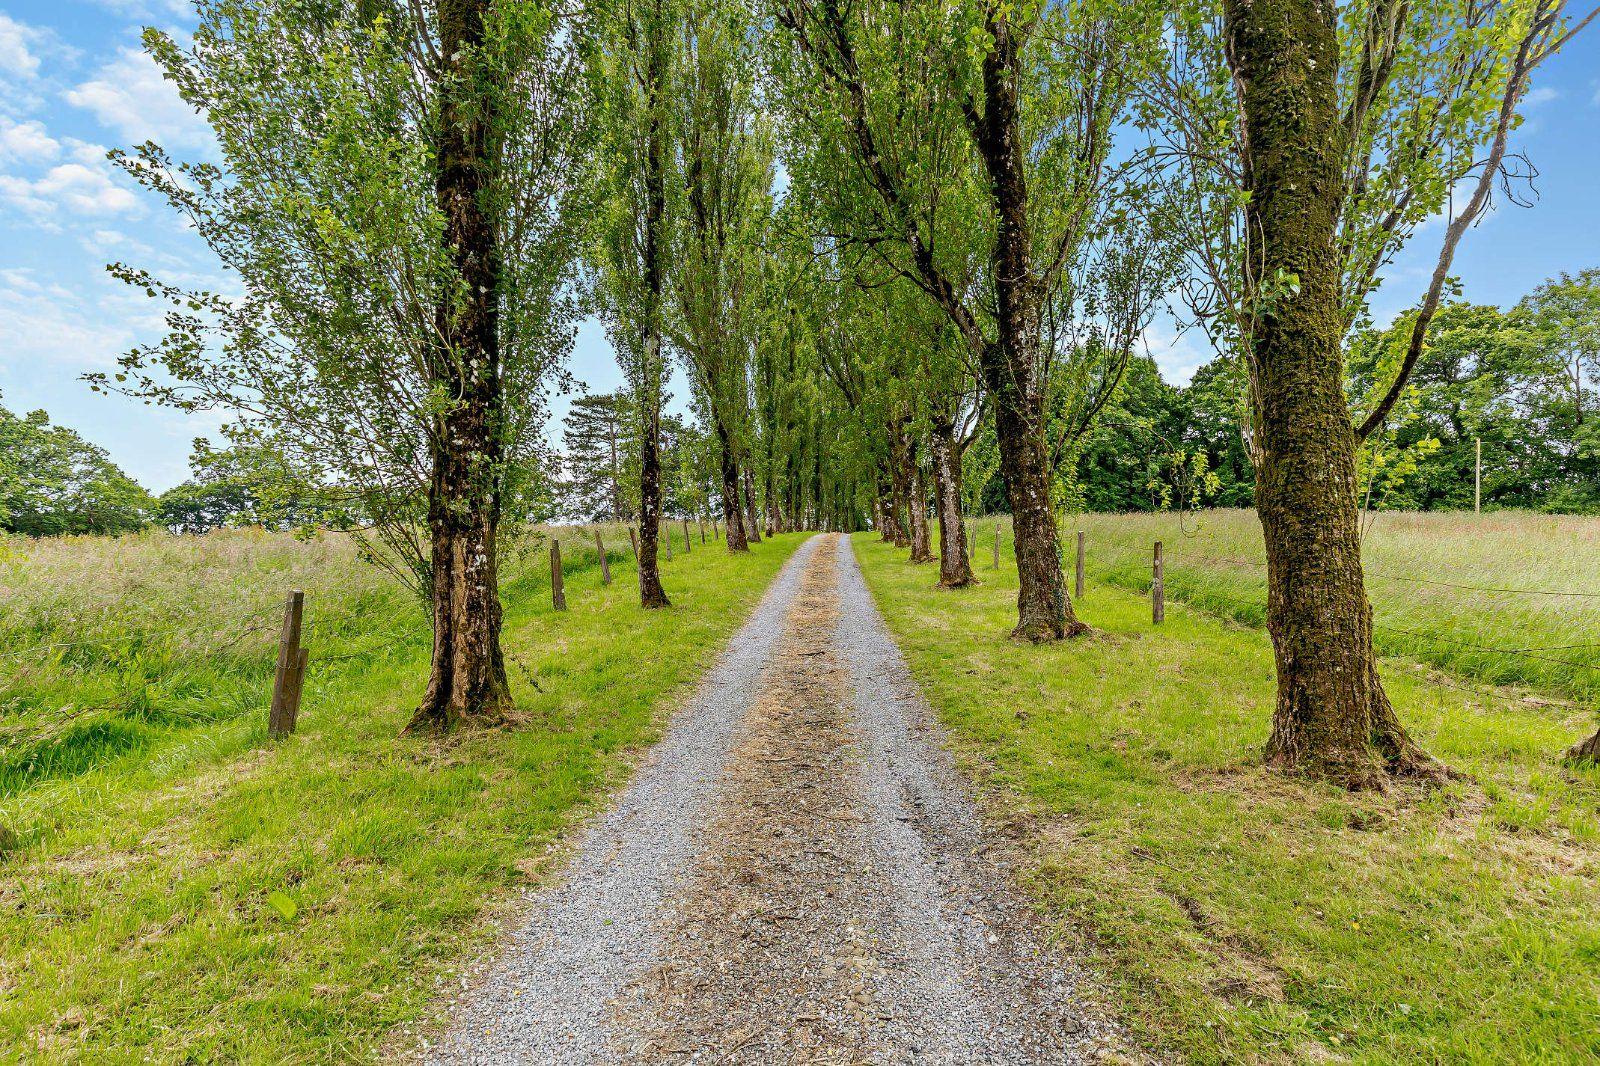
769,0,1171,639
669,0,773,553
593,0,679,605
98,0,591,730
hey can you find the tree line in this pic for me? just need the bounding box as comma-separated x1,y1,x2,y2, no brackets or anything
18,262,1593,542
62,0,1594,785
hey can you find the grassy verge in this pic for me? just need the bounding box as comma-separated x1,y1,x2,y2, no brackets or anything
1067,509,1600,707
854,531,1600,1064
1,528,805,1062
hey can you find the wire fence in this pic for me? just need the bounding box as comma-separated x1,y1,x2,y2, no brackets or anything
1087,536,1600,707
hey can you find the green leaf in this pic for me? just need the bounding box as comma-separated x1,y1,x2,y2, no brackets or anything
265,890,299,921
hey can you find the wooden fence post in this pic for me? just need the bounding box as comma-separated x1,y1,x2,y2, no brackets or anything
1152,541,1164,624
551,540,567,611
1075,530,1085,600
683,518,691,554
269,590,304,738
664,523,673,560
628,526,639,562
968,522,976,560
285,645,309,733
992,523,1000,570
699,518,706,544
594,528,611,586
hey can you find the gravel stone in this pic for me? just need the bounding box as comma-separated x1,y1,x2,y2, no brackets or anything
425,533,1127,1064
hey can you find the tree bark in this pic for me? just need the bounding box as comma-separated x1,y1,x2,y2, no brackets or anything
635,23,670,609
1225,0,1439,787
1565,725,1600,766
887,423,913,548
742,464,763,543
714,418,749,552
883,470,896,544
637,400,670,607
908,450,933,563
409,0,511,731
930,418,974,586
970,15,1079,641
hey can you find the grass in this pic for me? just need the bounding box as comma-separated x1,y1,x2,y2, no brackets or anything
0,524,803,1062
855,526,1600,1064
1066,509,1600,708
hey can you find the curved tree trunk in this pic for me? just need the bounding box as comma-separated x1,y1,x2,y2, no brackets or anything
930,421,974,587
409,0,511,730
1225,0,1439,787
988,369,1079,640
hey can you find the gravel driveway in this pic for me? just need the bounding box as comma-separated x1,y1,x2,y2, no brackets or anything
425,534,1123,1064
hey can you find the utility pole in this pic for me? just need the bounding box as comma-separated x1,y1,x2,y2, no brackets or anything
1475,437,1482,514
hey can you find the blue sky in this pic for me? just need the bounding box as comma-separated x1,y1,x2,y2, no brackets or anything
2,0,1598,492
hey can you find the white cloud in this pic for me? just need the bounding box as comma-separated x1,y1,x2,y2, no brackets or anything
64,46,213,152
0,268,140,372
89,0,194,20
1523,86,1561,108
0,115,59,163
0,145,142,220
0,14,44,81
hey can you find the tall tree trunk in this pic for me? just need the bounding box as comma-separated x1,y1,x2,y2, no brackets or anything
971,14,1079,641
410,0,511,731
1226,0,1438,787
637,398,670,607
635,26,670,609
715,419,749,552
742,464,763,543
887,423,912,548
908,451,933,563
930,418,974,587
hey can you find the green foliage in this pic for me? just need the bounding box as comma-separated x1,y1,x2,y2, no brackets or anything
558,391,713,521
1345,284,1600,513
157,438,335,533
0,398,152,536
92,0,593,590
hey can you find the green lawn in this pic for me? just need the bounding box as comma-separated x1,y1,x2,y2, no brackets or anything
1068,509,1600,707
854,529,1600,1064
1,527,805,1062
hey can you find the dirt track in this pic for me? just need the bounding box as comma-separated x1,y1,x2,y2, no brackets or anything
428,534,1122,1064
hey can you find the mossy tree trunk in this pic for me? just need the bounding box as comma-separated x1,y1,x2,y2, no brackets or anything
887,420,913,548
410,0,512,731
972,14,1081,641
1225,0,1439,787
